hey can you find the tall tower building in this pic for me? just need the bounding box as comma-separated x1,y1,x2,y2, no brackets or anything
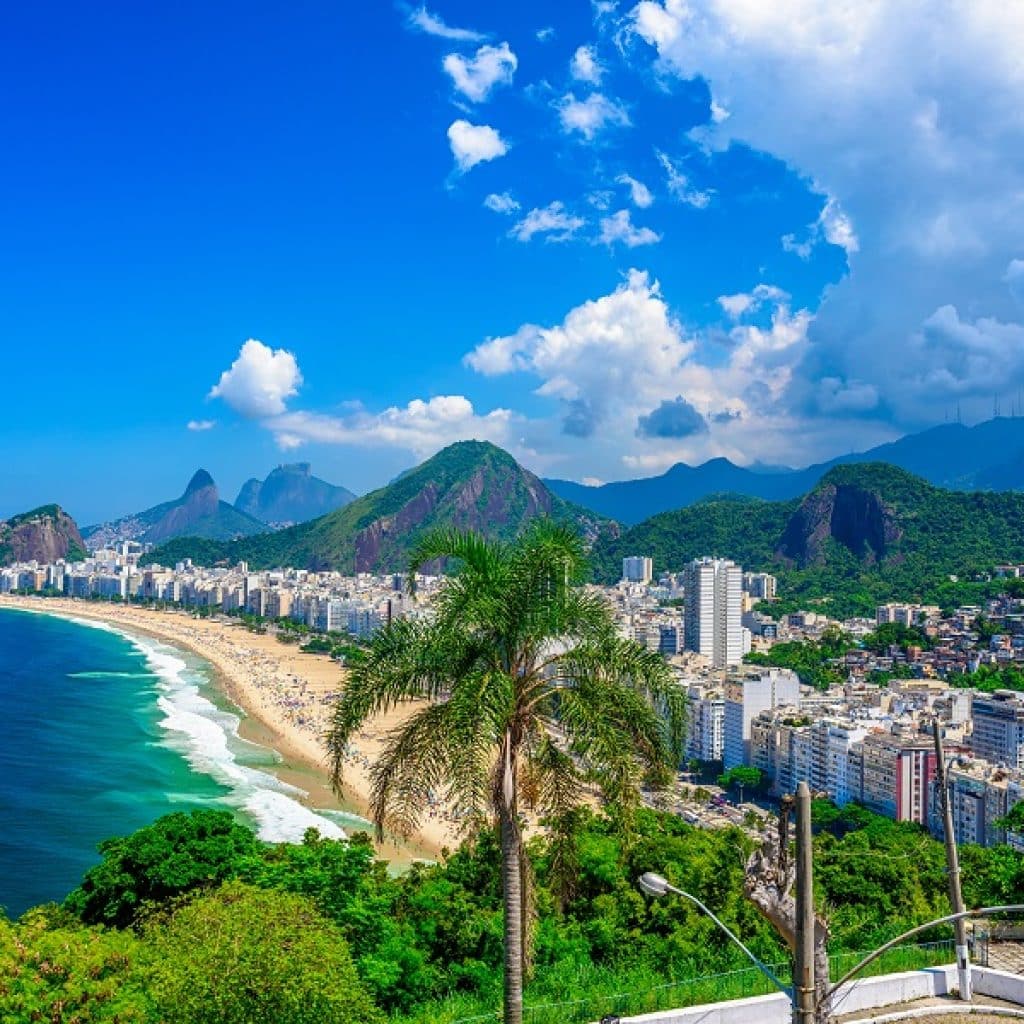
683,557,743,668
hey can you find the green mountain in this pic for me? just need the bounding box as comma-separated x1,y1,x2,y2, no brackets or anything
234,463,356,525
83,470,267,548
0,504,87,565
592,463,1024,614
144,441,617,572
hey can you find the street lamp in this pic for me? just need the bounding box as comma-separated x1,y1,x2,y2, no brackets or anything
638,872,790,997
932,720,972,1001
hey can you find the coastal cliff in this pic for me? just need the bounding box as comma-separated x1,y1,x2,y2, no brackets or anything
0,504,87,565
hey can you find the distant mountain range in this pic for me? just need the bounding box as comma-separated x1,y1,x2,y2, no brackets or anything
546,417,1024,525
234,463,355,525
0,505,87,567
83,470,266,548
144,441,616,573
83,464,356,548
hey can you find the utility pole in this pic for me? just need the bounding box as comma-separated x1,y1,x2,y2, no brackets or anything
933,720,972,1001
795,781,816,1024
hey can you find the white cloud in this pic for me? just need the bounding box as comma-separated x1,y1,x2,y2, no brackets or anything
570,45,605,84
628,0,1024,431
209,339,302,419
509,202,585,243
484,191,520,215
464,269,818,472
598,209,661,247
556,92,629,141
717,284,787,320
710,97,730,124
443,42,517,103
407,6,485,41
615,173,653,208
186,419,216,432
447,120,509,172
536,26,556,42
265,396,515,458
1006,259,1024,306
656,150,712,208
783,194,859,260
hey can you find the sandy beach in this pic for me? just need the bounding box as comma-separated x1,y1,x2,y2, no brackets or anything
0,595,462,860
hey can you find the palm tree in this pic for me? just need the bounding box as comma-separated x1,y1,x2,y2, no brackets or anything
327,520,687,1024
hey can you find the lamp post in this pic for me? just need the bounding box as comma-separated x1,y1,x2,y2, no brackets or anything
933,719,972,1001
638,872,790,998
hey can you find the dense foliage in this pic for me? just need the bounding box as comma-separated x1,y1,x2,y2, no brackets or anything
593,463,1024,617
5,803,1024,1023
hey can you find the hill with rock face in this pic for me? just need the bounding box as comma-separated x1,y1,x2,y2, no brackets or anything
144,442,617,573
83,470,267,548
0,505,87,565
234,464,356,525
591,463,1024,613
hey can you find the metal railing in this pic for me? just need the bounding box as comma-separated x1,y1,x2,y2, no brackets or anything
437,940,955,1024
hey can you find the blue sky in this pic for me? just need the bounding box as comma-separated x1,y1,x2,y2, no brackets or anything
4,1,1024,524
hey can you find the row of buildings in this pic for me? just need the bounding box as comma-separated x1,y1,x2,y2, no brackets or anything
0,546,436,640
685,668,1024,848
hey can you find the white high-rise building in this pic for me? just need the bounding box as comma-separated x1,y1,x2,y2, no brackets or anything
682,557,743,668
723,668,801,769
622,556,653,584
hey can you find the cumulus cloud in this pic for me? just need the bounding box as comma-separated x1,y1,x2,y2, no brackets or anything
570,44,605,84
509,202,585,243
783,195,859,261
1005,259,1024,306
636,396,708,438
443,42,517,102
447,120,509,172
598,209,661,247
628,0,1024,431
407,5,485,41
209,339,302,419
186,419,216,432
556,92,629,141
265,396,516,458
615,173,653,208
717,284,787,320
484,191,520,214
536,26,555,42
464,269,820,477
656,151,712,208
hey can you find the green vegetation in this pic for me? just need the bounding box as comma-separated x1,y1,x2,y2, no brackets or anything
142,442,614,572
144,882,384,1024
948,664,1024,693
592,463,1024,617
744,625,853,689
717,766,767,793
4,802,1022,1024
326,521,687,1024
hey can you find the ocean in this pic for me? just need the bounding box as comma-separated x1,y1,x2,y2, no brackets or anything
0,606,362,918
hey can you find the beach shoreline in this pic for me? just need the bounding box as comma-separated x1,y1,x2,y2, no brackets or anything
0,595,461,861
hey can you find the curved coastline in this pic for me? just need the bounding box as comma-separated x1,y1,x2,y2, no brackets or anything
0,595,458,861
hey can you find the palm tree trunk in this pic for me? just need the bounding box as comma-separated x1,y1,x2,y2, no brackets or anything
501,806,524,1024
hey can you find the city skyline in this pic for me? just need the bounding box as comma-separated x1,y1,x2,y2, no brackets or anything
4,2,1024,524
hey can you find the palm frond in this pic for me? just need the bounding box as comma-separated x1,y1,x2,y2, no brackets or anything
407,527,507,593
327,617,486,788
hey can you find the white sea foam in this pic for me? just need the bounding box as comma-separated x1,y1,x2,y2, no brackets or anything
8,605,346,843
136,638,346,843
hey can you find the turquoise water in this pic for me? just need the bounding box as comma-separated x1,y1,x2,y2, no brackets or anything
0,607,360,918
